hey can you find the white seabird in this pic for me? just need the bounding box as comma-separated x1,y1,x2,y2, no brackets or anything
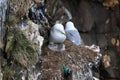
48,23,66,51
65,21,82,45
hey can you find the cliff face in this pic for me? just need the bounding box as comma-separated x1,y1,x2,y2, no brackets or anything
0,0,120,80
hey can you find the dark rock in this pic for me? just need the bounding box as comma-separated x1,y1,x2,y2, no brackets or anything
81,32,97,45
28,1,50,28
73,0,95,32
91,2,110,33
96,34,107,48
100,50,120,79
60,0,95,32
46,0,72,25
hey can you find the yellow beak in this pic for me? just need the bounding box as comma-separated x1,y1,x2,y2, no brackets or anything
61,32,66,36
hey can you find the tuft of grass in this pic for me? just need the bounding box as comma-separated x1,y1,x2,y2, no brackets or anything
5,27,39,67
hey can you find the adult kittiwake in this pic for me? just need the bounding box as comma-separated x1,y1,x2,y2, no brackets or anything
65,21,82,45
48,23,66,51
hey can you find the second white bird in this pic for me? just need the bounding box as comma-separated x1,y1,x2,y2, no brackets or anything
65,21,82,45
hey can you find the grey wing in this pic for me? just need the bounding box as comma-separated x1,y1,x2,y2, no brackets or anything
65,30,81,45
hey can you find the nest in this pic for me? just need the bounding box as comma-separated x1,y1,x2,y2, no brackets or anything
41,41,101,80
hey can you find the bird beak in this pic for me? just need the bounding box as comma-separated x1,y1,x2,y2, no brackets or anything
61,32,66,36
57,29,66,36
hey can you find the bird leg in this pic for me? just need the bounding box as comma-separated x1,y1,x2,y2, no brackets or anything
57,43,65,51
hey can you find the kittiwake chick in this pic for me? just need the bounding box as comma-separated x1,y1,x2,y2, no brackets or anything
65,21,82,45
48,23,66,51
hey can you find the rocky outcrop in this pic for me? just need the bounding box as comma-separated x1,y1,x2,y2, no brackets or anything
1,20,44,80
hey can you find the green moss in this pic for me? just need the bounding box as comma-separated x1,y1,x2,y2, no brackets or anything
43,38,49,45
5,14,20,26
1,58,7,68
5,27,38,67
3,67,14,80
2,61,25,80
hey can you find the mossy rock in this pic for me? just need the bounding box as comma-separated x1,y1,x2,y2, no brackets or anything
5,27,39,68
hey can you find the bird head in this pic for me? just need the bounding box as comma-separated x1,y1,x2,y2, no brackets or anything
53,23,66,36
65,21,76,31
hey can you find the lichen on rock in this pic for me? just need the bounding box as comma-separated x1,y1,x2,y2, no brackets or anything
9,0,32,18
